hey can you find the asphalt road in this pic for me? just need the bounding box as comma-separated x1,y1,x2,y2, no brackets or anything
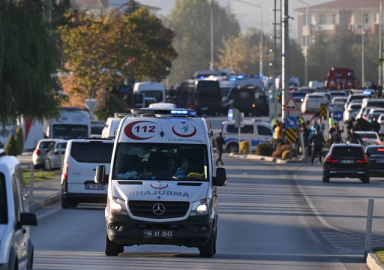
30,154,381,270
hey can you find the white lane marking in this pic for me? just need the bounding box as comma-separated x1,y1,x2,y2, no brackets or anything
277,164,348,270
37,208,61,220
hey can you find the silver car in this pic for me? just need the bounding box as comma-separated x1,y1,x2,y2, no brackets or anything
32,139,58,168
43,140,67,170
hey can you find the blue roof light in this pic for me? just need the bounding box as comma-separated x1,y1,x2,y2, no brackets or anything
200,76,204,79
237,75,244,79
363,90,372,95
170,110,196,116
229,77,236,81
259,73,263,77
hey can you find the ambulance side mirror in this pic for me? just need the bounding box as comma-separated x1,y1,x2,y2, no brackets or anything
214,168,227,186
95,165,106,184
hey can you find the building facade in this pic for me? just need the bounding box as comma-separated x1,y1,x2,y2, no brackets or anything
296,0,382,55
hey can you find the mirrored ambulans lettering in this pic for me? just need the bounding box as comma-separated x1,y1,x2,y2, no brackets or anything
129,190,189,197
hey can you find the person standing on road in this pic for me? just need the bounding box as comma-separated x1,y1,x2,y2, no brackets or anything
309,129,325,165
273,123,283,150
347,128,364,145
318,118,325,137
330,124,344,144
215,133,225,166
371,117,380,133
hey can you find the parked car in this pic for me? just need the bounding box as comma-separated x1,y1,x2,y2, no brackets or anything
366,145,384,177
222,119,272,153
301,94,329,113
43,140,67,170
32,139,58,168
354,131,381,147
329,97,347,114
61,139,114,209
343,102,362,122
356,107,375,120
0,153,38,270
323,143,369,183
345,94,366,110
377,114,384,135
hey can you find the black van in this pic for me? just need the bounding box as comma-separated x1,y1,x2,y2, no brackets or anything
233,86,269,116
195,80,221,115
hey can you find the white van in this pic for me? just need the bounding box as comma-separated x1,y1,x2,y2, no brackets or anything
0,153,37,270
361,98,384,110
45,108,90,139
94,108,227,257
101,118,121,139
61,139,114,208
133,82,166,104
222,119,272,153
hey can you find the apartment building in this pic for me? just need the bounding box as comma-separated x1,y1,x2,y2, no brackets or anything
296,0,382,55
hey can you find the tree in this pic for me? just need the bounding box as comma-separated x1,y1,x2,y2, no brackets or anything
15,127,24,155
60,8,177,100
166,0,240,84
0,0,58,126
5,135,18,156
95,93,125,120
124,0,140,15
289,38,305,85
307,31,330,82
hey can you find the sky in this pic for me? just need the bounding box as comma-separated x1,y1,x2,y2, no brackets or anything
109,0,331,37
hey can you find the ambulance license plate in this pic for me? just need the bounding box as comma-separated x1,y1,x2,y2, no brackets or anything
143,230,173,238
85,184,104,190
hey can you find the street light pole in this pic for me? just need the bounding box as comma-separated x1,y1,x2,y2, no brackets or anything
210,8,214,70
362,1,365,88
297,0,308,86
379,0,383,87
235,0,263,75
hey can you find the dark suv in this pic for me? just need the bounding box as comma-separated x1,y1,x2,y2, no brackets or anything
323,144,370,183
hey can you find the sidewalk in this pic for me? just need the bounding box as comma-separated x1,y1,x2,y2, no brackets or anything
27,172,61,212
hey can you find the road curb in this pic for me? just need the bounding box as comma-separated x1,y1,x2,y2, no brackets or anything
367,252,384,270
229,153,306,163
29,192,61,213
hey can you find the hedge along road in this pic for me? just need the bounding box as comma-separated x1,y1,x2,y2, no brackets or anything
30,155,367,270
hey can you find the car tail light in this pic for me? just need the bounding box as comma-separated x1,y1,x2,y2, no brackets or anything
378,148,384,151
347,110,352,113
377,141,382,145
357,156,368,163
363,116,367,120
363,137,368,140
326,156,338,162
35,149,41,155
63,160,69,180
53,150,59,155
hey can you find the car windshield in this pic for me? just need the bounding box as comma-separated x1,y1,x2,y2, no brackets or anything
356,133,378,139
366,147,384,155
113,143,209,181
351,105,361,109
55,142,67,150
291,92,307,98
71,142,114,163
52,125,88,139
39,141,55,149
220,87,231,96
332,147,363,158
368,114,380,120
142,90,163,102
0,173,7,224
308,95,325,99
333,98,347,103
367,101,384,108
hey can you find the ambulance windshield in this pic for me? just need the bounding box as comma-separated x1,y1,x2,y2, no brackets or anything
113,143,209,181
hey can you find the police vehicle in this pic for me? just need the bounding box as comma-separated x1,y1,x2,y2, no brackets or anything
94,108,227,257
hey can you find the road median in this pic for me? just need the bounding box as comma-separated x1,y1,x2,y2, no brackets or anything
367,251,384,270
229,153,307,163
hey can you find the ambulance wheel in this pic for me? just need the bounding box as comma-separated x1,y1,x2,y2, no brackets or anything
61,195,70,209
227,142,238,153
199,229,215,257
105,233,123,256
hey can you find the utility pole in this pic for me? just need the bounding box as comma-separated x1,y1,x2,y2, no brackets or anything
362,1,365,88
379,0,383,87
210,8,214,70
281,0,289,120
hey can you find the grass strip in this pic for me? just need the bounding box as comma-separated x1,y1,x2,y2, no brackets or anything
22,169,57,186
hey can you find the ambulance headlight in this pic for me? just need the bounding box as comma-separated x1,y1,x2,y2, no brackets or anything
109,197,128,215
190,199,210,216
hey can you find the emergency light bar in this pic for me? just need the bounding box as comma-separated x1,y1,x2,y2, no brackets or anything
131,108,197,117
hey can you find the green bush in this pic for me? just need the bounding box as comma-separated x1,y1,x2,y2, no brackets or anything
5,135,19,156
256,143,273,156
240,141,249,153
15,127,24,155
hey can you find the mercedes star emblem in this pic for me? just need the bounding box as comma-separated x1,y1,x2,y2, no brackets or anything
153,203,165,215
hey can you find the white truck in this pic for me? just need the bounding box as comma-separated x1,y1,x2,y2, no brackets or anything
133,82,166,105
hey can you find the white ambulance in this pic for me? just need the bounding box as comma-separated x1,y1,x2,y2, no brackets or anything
45,108,90,139
94,108,227,257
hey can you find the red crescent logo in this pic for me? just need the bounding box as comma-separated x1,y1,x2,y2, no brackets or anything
150,182,169,189
124,121,156,140
172,126,197,138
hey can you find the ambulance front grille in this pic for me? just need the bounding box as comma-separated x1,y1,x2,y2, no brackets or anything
128,201,190,219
